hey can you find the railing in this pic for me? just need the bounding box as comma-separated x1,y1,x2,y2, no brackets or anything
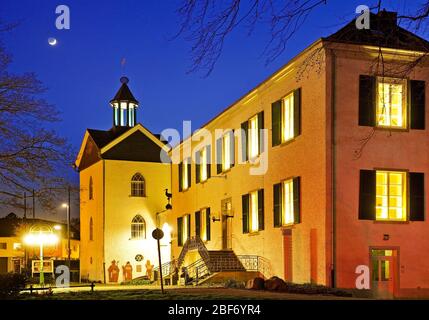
20,282,96,294
237,255,273,278
177,236,210,269
153,259,176,278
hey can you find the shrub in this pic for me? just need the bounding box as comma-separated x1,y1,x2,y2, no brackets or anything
224,279,245,289
0,273,28,299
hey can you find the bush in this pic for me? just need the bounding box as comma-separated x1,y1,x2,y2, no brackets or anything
223,279,245,289
0,273,28,299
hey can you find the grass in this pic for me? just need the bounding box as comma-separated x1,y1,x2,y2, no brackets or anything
17,287,358,300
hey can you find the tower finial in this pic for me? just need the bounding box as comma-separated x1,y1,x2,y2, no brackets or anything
120,76,129,84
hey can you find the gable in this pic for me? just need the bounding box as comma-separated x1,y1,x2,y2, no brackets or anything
101,130,168,163
78,135,102,171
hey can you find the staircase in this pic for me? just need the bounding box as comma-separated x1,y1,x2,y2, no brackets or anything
207,250,246,272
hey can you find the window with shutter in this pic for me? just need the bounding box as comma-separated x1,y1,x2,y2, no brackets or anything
258,189,264,231
359,75,376,126
410,80,425,130
242,194,249,234
409,172,425,221
376,77,407,129
241,121,249,162
177,217,183,246
376,171,406,221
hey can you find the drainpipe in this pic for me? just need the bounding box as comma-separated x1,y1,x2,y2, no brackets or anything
330,48,337,288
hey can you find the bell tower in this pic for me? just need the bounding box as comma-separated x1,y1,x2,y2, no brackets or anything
110,76,139,127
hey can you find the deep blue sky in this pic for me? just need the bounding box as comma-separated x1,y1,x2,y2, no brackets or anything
1,0,424,219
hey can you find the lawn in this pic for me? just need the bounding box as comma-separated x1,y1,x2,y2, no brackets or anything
18,287,357,300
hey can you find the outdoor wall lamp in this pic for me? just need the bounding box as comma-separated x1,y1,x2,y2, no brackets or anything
212,216,221,222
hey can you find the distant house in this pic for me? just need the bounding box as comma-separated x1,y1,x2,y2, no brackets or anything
0,213,80,275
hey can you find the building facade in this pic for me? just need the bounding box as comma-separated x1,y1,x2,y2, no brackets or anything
75,77,171,283
165,12,429,298
77,12,429,297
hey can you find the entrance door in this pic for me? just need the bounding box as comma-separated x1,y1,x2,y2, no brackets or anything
371,249,398,298
0,257,8,274
221,198,232,250
13,259,21,273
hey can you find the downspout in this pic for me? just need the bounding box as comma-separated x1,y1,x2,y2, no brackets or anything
330,48,337,288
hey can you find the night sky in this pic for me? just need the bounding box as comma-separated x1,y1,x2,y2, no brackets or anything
1,0,424,219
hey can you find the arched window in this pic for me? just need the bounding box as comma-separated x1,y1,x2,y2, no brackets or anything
89,217,93,241
89,176,94,200
131,215,146,239
131,173,145,197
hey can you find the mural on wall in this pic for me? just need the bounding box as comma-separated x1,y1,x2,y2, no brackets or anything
145,260,154,279
122,261,133,281
108,260,120,283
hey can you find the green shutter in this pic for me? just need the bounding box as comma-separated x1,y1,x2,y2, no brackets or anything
258,111,265,154
409,172,425,221
242,194,249,234
358,170,376,220
272,100,282,146
177,217,183,246
206,207,211,240
230,130,235,167
293,88,301,137
258,189,265,230
293,177,301,223
178,163,183,192
216,137,222,174
241,121,248,162
195,151,200,184
273,183,282,227
410,80,425,130
359,75,376,127
206,145,211,178
195,211,201,238
187,214,191,241
187,161,192,188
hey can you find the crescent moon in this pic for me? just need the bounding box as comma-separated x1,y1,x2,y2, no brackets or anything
48,37,57,46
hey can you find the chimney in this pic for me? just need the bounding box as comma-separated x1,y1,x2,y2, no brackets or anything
376,10,398,32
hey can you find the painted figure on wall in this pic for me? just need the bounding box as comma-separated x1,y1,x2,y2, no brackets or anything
145,260,154,279
108,260,120,283
122,261,133,281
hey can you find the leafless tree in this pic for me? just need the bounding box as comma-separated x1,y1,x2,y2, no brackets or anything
0,23,76,212
176,0,429,76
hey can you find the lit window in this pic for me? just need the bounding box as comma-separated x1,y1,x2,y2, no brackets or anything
248,115,259,158
131,173,145,197
282,93,294,142
376,77,407,128
376,171,406,221
131,215,146,239
200,209,207,241
200,148,208,182
13,243,22,250
182,158,189,190
283,179,294,225
183,214,189,241
222,133,231,171
250,191,259,232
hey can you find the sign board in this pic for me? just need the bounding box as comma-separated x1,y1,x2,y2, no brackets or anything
32,260,54,274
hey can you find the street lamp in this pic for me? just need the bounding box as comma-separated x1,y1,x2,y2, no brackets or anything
62,203,71,269
24,225,58,286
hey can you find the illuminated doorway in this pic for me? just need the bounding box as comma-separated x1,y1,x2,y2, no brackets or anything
221,198,233,250
370,248,399,298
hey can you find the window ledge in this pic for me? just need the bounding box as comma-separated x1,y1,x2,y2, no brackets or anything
373,220,409,224
248,231,261,236
281,224,295,229
374,126,409,132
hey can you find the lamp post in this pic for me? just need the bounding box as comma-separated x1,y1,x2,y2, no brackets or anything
24,225,58,286
62,203,71,269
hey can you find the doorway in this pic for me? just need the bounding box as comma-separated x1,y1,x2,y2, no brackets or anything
221,198,233,250
370,248,398,298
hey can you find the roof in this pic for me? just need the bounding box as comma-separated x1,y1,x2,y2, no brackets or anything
110,77,139,104
87,126,132,149
323,11,429,52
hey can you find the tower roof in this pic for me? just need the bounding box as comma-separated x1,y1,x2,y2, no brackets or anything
110,76,139,105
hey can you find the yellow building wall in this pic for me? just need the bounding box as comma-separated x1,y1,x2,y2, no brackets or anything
103,159,171,283
168,43,329,285
79,160,105,282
